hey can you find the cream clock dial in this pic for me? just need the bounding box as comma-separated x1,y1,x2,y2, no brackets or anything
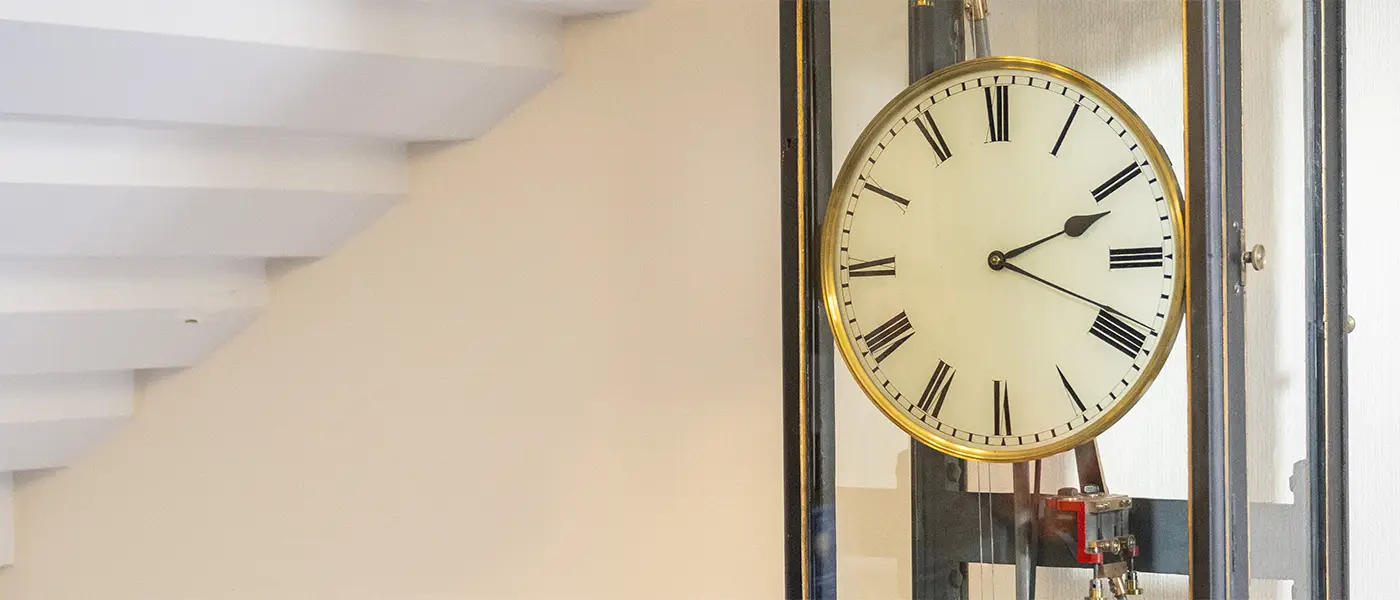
822,57,1185,463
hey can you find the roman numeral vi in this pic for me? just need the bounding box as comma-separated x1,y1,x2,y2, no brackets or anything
993,380,1012,436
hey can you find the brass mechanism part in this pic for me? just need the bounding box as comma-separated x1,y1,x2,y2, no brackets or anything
966,0,989,19
1345,314,1356,333
1242,244,1266,272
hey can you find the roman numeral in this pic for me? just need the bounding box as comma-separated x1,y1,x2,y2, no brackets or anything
992,380,1012,436
863,311,915,363
984,85,1010,142
1057,366,1087,412
1109,247,1165,269
914,110,953,164
865,183,911,208
1089,309,1148,358
847,256,896,278
918,360,956,416
1051,104,1079,156
1092,163,1144,202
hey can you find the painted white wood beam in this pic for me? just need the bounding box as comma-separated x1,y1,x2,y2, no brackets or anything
0,121,404,257
0,1,561,140
0,373,133,472
0,259,264,375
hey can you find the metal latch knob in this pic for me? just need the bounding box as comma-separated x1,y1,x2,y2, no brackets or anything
1242,244,1266,272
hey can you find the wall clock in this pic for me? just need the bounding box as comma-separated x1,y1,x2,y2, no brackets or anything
821,56,1185,463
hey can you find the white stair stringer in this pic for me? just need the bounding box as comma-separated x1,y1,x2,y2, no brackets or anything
0,0,562,140
0,121,405,258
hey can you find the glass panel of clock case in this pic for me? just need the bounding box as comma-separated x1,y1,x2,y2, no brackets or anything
813,0,1346,598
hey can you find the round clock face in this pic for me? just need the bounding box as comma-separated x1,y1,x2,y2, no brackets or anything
822,57,1185,462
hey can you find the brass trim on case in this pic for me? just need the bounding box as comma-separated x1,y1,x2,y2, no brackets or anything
819,56,1188,464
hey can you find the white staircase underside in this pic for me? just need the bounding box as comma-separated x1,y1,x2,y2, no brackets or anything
0,0,647,568
0,121,405,257
0,259,265,374
0,16,555,140
0,373,133,472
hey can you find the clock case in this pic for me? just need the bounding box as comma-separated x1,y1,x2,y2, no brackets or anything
779,1,1350,599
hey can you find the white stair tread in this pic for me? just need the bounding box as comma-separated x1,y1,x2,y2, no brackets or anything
0,121,404,257
0,183,397,258
0,372,132,471
0,19,555,140
0,259,264,374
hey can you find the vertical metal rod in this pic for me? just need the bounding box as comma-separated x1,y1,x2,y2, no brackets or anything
1012,462,1038,600
1303,0,1349,596
967,0,991,58
1074,441,1106,492
1184,0,1250,598
908,3,967,600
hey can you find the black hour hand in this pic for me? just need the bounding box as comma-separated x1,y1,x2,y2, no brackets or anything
1002,211,1110,260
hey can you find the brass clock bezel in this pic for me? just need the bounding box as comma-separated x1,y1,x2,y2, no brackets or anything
820,56,1187,463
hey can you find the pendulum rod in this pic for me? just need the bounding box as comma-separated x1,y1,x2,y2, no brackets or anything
965,5,1037,600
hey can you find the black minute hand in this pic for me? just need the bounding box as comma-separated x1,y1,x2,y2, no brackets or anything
1000,261,1153,331
1003,211,1111,260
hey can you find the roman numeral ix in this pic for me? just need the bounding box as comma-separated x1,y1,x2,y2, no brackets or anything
993,380,1012,436
1092,163,1144,202
984,84,1010,143
1090,308,1148,358
863,311,915,363
1109,247,1165,269
914,110,953,165
918,360,956,416
847,256,896,278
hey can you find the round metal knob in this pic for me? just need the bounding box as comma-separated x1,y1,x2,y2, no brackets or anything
1242,244,1266,272
1345,315,1356,334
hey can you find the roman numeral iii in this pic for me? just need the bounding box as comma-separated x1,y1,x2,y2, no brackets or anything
914,110,953,164
1089,309,1147,358
992,380,1012,436
918,360,956,416
984,85,1010,143
847,256,896,278
864,311,915,363
1092,163,1143,202
1109,247,1165,269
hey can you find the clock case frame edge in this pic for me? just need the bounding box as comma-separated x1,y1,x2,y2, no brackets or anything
818,56,1189,464
783,1,1351,599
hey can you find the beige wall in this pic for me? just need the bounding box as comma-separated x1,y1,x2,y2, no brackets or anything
0,1,783,598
